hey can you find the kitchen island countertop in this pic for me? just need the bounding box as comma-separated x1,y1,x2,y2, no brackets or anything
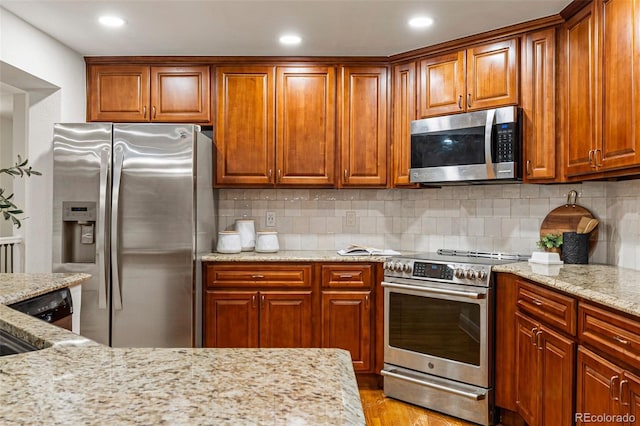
493,262,640,318
0,273,364,425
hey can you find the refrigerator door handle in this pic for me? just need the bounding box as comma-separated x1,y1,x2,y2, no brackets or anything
97,148,110,309
111,146,124,310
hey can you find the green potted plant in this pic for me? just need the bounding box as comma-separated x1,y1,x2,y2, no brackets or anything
1,155,41,229
537,233,563,253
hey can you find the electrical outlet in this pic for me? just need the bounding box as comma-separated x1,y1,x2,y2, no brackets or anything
345,210,356,227
266,211,276,227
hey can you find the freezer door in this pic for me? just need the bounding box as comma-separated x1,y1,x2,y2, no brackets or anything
111,124,195,347
52,123,112,346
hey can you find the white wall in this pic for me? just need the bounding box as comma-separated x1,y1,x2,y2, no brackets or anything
0,115,13,237
0,7,86,272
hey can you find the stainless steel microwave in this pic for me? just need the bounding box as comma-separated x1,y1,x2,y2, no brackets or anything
410,106,521,184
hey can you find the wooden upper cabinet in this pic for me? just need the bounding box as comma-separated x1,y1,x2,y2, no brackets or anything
418,38,518,118
599,0,640,171
563,0,640,177
418,51,465,117
521,27,557,182
215,66,275,186
88,65,150,122
150,66,210,122
466,38,518,111
391,62,417,187
87,64,210,123
276,66,336,187
340,66,388,187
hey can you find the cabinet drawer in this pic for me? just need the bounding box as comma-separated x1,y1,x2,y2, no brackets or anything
205,263,311,288
321,264,373,288
516,280,577,335
579,303,640,367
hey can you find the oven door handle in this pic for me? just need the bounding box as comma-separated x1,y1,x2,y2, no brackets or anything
381,369,487,401
382,281,485,300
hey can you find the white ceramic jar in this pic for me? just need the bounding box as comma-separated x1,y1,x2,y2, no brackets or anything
216,231,242,253
235,219,256,251
255,231,279,253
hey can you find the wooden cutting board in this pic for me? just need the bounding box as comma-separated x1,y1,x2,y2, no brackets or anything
540,190,598,254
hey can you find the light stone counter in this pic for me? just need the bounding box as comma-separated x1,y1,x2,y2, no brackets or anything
202,249,395,263
0,273,364,425
493,262,640,318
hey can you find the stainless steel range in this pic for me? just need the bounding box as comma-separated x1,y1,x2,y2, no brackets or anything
381,249,526,425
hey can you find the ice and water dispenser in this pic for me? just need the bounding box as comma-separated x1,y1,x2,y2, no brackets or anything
61,201,96,263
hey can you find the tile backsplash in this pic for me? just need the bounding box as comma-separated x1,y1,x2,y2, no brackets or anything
218,179,640,270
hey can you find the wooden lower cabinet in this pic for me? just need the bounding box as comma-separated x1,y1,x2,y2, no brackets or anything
576,346,640,426
515,312,575,426
204,290,312,348
321,291,372,372
203,261,381,375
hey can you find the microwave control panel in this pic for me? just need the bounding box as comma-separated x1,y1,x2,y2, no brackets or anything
495,122,517,163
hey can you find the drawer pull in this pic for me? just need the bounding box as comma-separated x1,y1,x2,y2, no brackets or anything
613,335,630,345
530,327,538,346
531,298,544,306
251,274,265,279
339,274,354,279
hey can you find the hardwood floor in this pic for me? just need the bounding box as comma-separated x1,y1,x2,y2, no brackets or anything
359,388,474,426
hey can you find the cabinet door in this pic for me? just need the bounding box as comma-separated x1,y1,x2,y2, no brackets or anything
391,62,417,187
340,66,388,187
539,325,575,426
626,370,640,426
522,28,557,181
576,346,623,425
418,51,465,117
495,273,519,411
276,67,336,186
466,38,518,111
259,291,313,348
515,312,541,425
599,0,640,171
321,291,372,372
563,4,598,176
215,66,275,186
150,66,210,123
88,65,150,122
204,290,259,348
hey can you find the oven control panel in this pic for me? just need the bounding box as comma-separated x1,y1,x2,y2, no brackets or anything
383,259,492,286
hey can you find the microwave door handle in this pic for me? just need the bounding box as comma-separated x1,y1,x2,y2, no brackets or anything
484,108,496,179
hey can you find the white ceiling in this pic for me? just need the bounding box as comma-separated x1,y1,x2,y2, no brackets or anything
1,0,572,57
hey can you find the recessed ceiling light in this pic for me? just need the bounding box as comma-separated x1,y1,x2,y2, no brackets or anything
99,16,125,28
279,34,302,46
408,16,434,29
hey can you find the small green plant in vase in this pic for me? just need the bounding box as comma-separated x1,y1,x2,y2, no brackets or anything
537,233,563,253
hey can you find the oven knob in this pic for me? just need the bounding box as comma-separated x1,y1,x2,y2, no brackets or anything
465,269,476,279
383,261,392,271
396,262,406,272
478,270,488,280
455,268,465,278
402,263,412,273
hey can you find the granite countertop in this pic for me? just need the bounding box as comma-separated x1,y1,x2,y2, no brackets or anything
493,262,640,318
203,249,396,263
0,273,364,425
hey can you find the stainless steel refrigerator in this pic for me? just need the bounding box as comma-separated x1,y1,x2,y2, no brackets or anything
52,123,215,348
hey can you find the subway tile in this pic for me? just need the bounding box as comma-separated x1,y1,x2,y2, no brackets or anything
292,217,310,233
484,218,501,237
377,217,394,234
309,217,327,234
326,217,343,234
468,218,485,237
299,234,318,250
493,199,511,217
529,198,551,218
510,198,530,217
501,185,521,199
436,217,452,235
477,199,493,216
359,217,377,234
421,217,437,235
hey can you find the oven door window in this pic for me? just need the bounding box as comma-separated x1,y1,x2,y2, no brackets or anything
411,126,485,168
388,292,481,366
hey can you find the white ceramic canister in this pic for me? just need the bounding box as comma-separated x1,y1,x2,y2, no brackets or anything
234,219,256,251
255,231,279,253
216,231,242,253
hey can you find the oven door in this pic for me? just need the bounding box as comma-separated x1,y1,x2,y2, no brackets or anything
383,277,492,388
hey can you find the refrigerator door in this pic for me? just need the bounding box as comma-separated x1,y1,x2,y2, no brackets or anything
52,123,112,345
111,124,195,347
